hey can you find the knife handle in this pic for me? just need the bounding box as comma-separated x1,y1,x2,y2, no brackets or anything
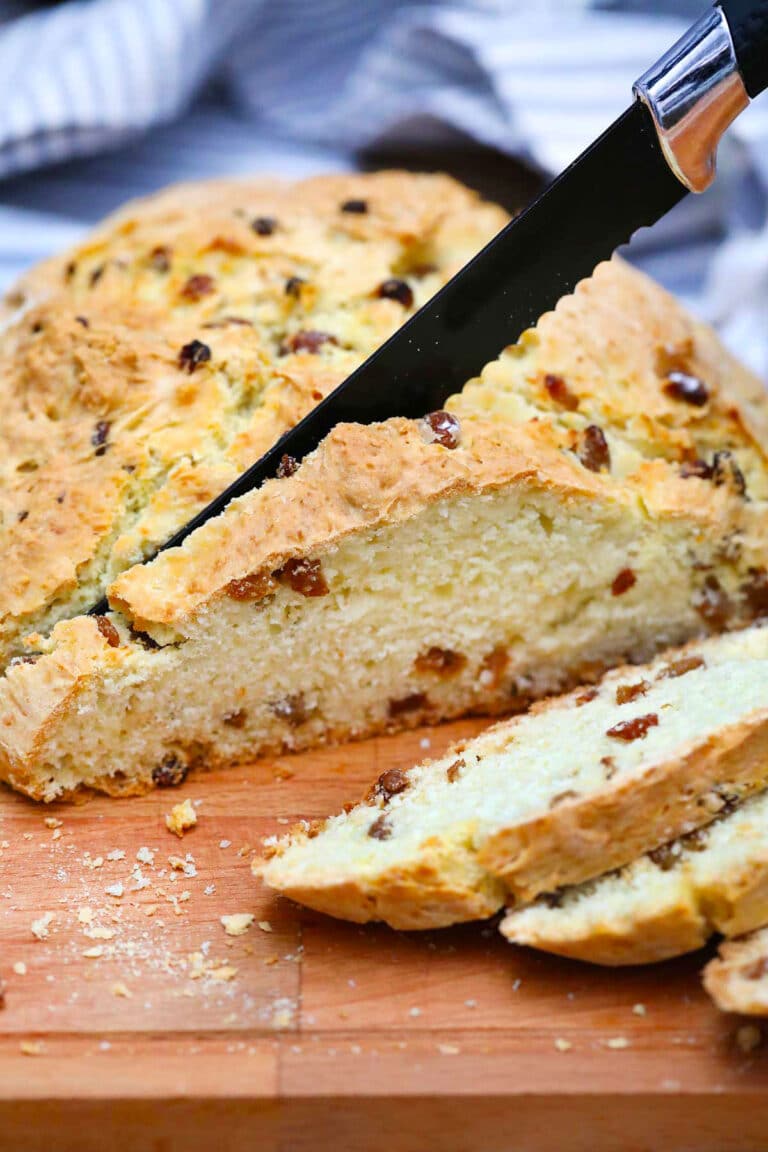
720,0,768,98
634,3,756,193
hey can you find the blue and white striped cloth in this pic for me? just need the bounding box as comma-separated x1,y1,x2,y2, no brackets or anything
0,0,765,375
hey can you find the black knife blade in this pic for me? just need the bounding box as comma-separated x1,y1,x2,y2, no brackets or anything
89,100,684,615
166,104,685,542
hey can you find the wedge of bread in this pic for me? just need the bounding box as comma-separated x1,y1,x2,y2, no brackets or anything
501,786,768,965
261,627,768,929
703,926,768,1014
3,176,768,801
0,171,508,665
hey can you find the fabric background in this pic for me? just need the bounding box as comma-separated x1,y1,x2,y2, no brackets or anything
0,0,765,375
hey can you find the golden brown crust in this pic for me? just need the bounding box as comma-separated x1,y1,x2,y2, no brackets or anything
480,708,768,901
0,171,507,662
453,259,768,480
501,794,768,966
502,891,709,967
257,830,505,930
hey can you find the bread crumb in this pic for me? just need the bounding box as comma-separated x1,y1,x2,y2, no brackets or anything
105,882,124,898
82,947,104,960
111,982,132,999
136,847,155,865
221,913,255,937
554,1038,572,1052
218,840,231,849
106,849,125,862
165,798,197,838
736,1024,762,1054
13,961,27,976
31,912,54,940
20,1041,43,1056
77,907,94,924
210,965,238,982
258,920,273,933
604,1037,630,1050
44,817,62,829
84,925,115,941
437,1043,460,1055
632,1003,647,1016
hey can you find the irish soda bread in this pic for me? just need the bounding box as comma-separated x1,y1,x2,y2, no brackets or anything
262,628,768,929
501,785,768,965
3,175,768,801
703,926,768,1014
0,171,508,663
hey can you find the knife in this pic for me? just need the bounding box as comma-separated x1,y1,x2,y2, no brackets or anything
91,0,767,614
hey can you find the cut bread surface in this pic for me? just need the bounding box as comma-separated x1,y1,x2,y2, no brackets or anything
703,926,768,1015
262,627,768,930
0,423,725,800
501,786,768,966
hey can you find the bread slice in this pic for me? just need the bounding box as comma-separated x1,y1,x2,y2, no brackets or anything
4,245,768,802
703,926,768,1014
501,786,768,965
260,627,768,929
0,171,507,664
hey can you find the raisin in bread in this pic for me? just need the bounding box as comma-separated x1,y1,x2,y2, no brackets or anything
3,213,768,801
0,171,508,664
261,628,768,929
501,786,768,965
703,926,768,1014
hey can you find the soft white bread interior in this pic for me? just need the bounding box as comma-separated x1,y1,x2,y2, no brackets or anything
261,627,768,929
501,786,768,965
703,926,768,1015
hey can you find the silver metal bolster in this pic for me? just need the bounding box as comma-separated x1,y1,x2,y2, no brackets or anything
633,6,749,193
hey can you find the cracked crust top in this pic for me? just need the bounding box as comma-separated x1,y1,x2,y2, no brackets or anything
0,171,508,663
109,257,768,631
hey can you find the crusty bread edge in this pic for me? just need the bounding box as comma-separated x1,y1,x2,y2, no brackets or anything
480,707,768,901
703,927,768,1014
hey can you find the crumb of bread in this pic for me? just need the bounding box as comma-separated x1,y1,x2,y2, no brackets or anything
221,913,255,937
554,1038,572,1052
258,920,273,933
111,981,132,999
44,817,62,829
633,1003,647,1016
84,924,114,941
20,1041,44,1056
13,961,27,975
604,1037,630,1050
82,946,104,959
31,912,54,940
165,799,197,838
210,965,238,982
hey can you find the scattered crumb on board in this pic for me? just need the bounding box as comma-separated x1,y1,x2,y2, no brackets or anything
165,799,198,838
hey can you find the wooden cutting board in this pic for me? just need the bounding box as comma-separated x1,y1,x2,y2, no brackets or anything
1,715,767,1152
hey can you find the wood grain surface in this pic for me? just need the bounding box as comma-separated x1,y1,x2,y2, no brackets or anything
1,716,767,1152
